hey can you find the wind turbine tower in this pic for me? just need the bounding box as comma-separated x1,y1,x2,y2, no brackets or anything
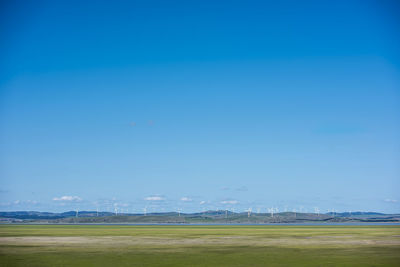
314,207,320,217
247,208,252,218
268,207,274,218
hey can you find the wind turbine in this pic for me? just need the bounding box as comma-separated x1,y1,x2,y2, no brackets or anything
114,207,118,216
268,207,274,218
247,208,252,218
328,208,336,218
76,209,79,218
314,207,320,216
143,207,147,216
275,207,280,221
96,206,99,217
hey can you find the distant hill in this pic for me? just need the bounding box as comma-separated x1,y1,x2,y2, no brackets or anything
1,210,399,224
328,212,385,216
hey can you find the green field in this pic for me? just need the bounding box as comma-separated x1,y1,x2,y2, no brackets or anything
1,225,400,266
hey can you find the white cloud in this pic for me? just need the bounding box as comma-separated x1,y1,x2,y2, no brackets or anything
200,201,206,205
113,202,130,207
144,196,164,201
236,186,248,192
0,202,11,207
221,200,239,205
181,197,192,202
53,196,82,202
384,199,398,203
5,200,39,206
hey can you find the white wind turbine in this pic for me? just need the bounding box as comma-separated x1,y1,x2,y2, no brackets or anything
314,207,320,216
268,207,274,218
277,207,281,222
247,208,252,218
76,208,79,218
143,207,147,216
327,208,335,218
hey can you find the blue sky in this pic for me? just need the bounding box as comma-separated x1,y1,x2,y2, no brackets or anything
1,0,399,213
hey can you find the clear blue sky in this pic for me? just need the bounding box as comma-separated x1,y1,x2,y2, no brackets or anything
1,0,399,213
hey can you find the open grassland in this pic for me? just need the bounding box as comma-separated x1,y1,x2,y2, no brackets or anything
1,225,400,266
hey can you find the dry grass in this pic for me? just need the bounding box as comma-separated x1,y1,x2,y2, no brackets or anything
1,225,400,266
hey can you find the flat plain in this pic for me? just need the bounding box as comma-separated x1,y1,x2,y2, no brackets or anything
1,225,400,266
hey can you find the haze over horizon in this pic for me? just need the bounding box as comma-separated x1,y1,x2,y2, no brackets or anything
1,0,399,214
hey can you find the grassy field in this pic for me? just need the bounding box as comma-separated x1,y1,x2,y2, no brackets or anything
1,225,400,266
